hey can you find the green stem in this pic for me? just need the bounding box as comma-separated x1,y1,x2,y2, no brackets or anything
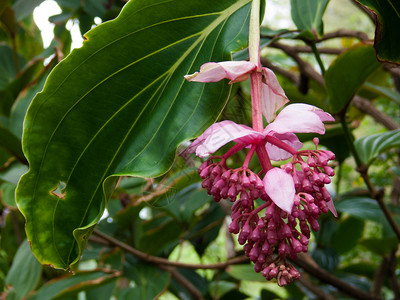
310,42,325,76
340,115,362,167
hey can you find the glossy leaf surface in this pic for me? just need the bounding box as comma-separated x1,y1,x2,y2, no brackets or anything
355,129,400,164
325,43,380,113
356,0,400,63
290,0,329,37
16,0,252,269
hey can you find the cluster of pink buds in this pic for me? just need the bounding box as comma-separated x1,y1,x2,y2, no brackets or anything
198,159,266,205
183,60,337,286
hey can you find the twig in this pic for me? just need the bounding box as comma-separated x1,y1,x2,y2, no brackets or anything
352,96,399,130
295,253,377,300
319,29,369,41
160,265,204,300
92,229,248,269
370,256,388,299
388,251,400,299
297,274,336,300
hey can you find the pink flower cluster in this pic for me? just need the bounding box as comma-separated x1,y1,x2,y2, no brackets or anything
183,61,336,286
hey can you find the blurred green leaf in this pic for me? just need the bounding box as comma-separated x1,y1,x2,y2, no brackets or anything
28,270,120,300
136,213,181,255
122,257,170,300
325,43,380,113
357,0,400,63
0,123,24,161
209,281,237,299
290,0,329,38
161,183,210,223
12,0,45,21
16,0,252,269
339,262,377,279
0,162,28,185
311,247,339,272
170,268,208,298
0,44,25,90
335,197,386,223
227,264,265,282
363,82,400,105
5,239,41,300
1,182,17,207
355,129,400,165
187,201,225,256
331,217,364,254
359,236,398,256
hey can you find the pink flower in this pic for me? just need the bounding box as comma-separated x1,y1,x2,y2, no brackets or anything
183,60,337,215
185,61,289,122
185,103,333,160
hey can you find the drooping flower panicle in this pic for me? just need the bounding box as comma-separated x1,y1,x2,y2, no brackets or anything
183,60,336,286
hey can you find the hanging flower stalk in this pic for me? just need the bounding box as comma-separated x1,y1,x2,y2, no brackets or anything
182,0,336,286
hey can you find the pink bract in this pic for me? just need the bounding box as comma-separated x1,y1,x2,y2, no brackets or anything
263,168,295,213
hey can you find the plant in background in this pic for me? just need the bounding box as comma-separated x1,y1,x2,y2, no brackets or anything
1,0,400,299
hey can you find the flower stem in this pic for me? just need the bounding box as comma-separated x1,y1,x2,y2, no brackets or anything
223,143,247,160
249,0,263,132
243,145,257,169
249,0,261,67
256,143,273,173
264,135,297,155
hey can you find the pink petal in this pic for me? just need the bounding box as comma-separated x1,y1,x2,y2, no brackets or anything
326,199,338,217
263,168,295,213
265,132,303,161
184,61,257,83
186,120,264,158
260,68,289,123
265,103,332,135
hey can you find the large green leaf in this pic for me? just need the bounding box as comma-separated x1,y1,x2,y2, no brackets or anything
290,0,329,38
27,270,119,300
325,43,381,113
16,0,252,269
356,0,400,63
5,239,42,300
354,129,400,164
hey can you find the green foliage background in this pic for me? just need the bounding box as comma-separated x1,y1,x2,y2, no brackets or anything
0,0,399,299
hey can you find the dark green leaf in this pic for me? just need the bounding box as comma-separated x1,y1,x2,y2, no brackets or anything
12,0,45,21
161,183,210,223
27,270,120,300
325,43,380,113
331,217,364,254
135,213,181,255
0,44,24,90
359,236,398,256
290,0,329,38
311,247,339,272
187,201,224,256
0,123,24,161
16,0,252,269
356,0,400,63
5,239,42,300
339,262,377,279
335,197,384,222
355,129,400,164
122,257,170,300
